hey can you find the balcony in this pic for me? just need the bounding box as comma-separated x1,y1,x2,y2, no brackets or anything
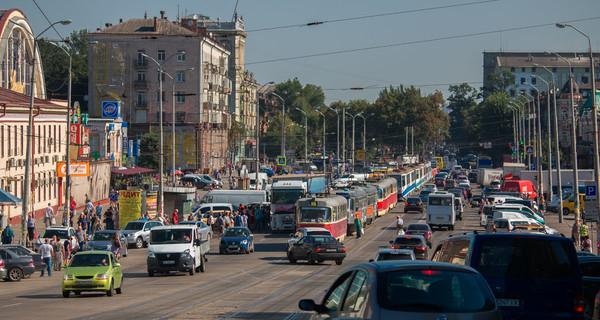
135,101,148,109
134,80,149,88
133,59,148,68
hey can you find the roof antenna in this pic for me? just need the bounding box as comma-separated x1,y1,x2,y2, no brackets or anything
232,0,240,21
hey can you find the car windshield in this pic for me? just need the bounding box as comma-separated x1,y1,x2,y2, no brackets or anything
150,229,192,244
476,238,575,279
123,222,144,231
407,198,421,203
42,229,68,239
91,233,112,241
378,269,496,313
307,231,331,236
428,197,452,206
70,254,111,267
377,253,414,261
300,208,331,222
224,228,248,237
272,189,304,204
393,237,423,245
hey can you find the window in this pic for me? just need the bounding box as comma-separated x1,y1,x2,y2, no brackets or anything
177,50,186,61
510,67,515,72
177,71,185,83
586,68,590,73
157,50,165,61
582,76,589,84
510,89,516,97
137,50,146,61
552,67,557,72
532,67,536,73
521,67,526,72
137,72,146,81
157,72,165,82
531,77,537,85
342,271,368,312
520,77,526,84
156,91,166,102
324,272,353,311
137,91,147,105
176,91,185,103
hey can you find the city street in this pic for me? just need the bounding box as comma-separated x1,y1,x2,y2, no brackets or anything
0,188,553,320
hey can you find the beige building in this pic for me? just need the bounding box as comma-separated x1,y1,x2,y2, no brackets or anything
87,12,232,170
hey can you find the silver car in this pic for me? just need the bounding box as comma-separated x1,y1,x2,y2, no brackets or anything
120,220,163,248
84,230,128,257
299,261,502,319
178,220,213,241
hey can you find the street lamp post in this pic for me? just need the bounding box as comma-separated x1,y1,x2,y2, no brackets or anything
256,82,274,173
557,23,599,224
316,109,327,174
533,75,554,207
356,113,372,165
520,94,536,166
271,93,286,158
530,86,544,206
345,111,363,173
295,108,308,161
142,51,184,216
507,104,519,162
326,106,340,166
8,19,71,245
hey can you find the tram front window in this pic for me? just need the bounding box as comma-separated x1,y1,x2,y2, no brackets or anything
300,208,331,222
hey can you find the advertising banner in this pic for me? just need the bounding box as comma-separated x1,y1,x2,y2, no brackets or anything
145,192,158,219
102,101,121,118
57,162,90,177
118,190,142,227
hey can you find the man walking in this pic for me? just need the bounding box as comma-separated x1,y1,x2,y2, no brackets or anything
572,218,582,250
39,238,53,277
45,203,54,227
1,223,14,244
354,213,362,239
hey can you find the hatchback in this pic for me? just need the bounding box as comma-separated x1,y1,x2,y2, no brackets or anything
298,261,502,319
405,223,432,248
0,248,34,281
219,227,254,254
389,235,427,260
62,251,123,298
404,197,423,213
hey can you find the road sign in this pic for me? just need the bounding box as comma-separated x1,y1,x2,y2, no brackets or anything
356,150,366,161
525,145,534,155
276,156,286,166
586,185,597,197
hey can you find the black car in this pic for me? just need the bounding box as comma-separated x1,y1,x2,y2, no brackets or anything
468,171,478,183
444,179,457,190
0,248,35,281
287,235,346,265
389,235,428,260
0,244,45,272
403,197,423,213
471,195,483,207
405,223,433,248
579,256,600,319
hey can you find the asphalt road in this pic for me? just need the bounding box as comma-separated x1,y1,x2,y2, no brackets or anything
0,197,485,320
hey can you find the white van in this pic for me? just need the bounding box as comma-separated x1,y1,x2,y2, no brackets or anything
146,225,209,277
491,204,545,225
199,190,268,207
427,192,456,230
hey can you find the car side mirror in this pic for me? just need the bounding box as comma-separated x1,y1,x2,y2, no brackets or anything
113,263,121,268
299,299,320,312
289,233,294,237
195,239,201,246
389,240,394,244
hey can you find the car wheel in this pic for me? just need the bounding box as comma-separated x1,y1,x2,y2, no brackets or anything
563,208,570,216
148,270,154,277
288,252,297,264
404,210,407,213
335,259,343,265
308,253,316,265
245,248,250,254
62,290,70,298
116,279,122,294
106,280,114,296
189,263,195,276
8,267,22,281
450,225,454,231
199,256,206,273
251,244,255,253
219,249,224,255
135,237,144,249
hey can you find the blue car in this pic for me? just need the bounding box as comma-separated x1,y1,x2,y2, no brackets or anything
260,166,274,177
219,227,255,254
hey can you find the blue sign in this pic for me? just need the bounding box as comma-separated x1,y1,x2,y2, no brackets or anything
123,137,129,155
132,141,139,157
102,101,121,118
277,156,286,166
525,146,534,155
586,185,597,197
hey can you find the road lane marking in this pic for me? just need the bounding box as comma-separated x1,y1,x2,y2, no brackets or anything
1,303,22,308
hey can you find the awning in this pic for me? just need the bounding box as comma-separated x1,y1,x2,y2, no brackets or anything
111,167,157,175
0,188,23,205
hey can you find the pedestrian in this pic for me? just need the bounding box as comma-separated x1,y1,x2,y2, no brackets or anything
206,211,214,233
63,237,72,265
156,212,166,225
96,202,103,219
172,209,179,225
69,196,76,227
52,236,63,271
234,212,243,227
105,207,114,230
1,223,14,244
85,198,94,215
39,238,53,277
216,213,225,237
78,213,88,234
44,202,54,227
583,235,593,253
76,225,85,251
396,215,404,233
572,218,582,250
27,213,35,247
255,206,263,232
111,232,121,259
354,213,362,239
581,222,589,246
229,176,234,190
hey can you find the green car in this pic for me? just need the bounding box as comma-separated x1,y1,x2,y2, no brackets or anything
62,251,123,298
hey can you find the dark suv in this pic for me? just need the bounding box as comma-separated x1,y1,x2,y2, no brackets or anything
389,235,427,260
403,197,423,213
432,233,584,320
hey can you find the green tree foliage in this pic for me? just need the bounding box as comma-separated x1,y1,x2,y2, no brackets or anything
447,83,480,144
467,91,514,160
38,29,89,110
138,133,159,170
481,70,516,98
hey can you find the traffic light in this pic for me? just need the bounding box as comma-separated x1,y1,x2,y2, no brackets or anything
519,141,524,157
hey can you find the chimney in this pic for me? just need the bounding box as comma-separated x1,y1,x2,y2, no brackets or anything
154,17,158,31
160,10,165,19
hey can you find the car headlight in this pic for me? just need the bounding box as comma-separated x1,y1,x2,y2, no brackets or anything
63,274,74,280
241,240,248,245
148,251,155,258
182,249,191,257
95,273,109,280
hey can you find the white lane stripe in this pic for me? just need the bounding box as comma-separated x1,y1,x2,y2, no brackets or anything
1,303,22,308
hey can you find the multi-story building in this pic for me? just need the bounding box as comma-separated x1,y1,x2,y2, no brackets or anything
87,12,231,171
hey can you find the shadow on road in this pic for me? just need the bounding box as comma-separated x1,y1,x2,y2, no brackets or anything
17,293,63,299
255,242,285,252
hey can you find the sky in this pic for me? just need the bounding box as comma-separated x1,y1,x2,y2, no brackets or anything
5,0,600,105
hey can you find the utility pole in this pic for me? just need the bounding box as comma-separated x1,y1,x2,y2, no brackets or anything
411,126,414,155
342,107,346,172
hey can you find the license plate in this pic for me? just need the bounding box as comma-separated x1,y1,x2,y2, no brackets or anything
162,260,175,265
76,280,92,285
436,216,444,220
229,246,238,249
496,299,520,307
327,249,337,252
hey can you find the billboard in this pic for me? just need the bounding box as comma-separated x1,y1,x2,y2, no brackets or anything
57,162,90,177
102,101,121,118
118,190,142,227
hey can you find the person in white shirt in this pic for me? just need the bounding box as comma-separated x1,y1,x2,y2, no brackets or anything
396,215,404,234
39,238,54,276
44,203,54,227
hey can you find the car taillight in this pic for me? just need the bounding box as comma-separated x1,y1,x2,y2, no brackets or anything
421,270,441,275
425,232,431,237
574,293,584,313
415,245,426,252
339,248,346,252
405,231,412,235
29,259,34,265
405,202,408,207
0,260,3,267
390,244,400,249
316,248,324,253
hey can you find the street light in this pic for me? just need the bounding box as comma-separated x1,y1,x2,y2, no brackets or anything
345,111,363,173
557,23,599,225
506,104,519,162
326,106,340,165
549,52,581,220
532,75,554,206
529,85,544,206
316,109,327,174
356,113,373,165
295,108,308,161
271,93,286,158
141,51,185,216
8,18,71,245
256,82,274,173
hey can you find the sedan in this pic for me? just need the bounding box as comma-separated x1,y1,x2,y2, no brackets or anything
84,231,128,257
61,251,123,298
0,248,34,281
389,235,428,260
0,244,45,272
298,261,502,319
287,235,346,265
287,227,332,249
405,223,433,248
404,197,423,213
219,227,254,254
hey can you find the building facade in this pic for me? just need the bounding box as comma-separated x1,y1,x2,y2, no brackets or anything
87,13,232,171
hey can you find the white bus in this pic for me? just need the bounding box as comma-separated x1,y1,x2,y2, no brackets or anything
426,192,455,231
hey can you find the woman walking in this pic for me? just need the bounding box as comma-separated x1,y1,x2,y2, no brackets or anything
111,232,122,259
63,236,72,265
53,236,64,271
51,236,60,271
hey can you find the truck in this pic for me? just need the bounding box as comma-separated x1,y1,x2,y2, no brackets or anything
477,156,493,169
501,179,537,200
519,169,595,193
426,192,456,230
270,174,327,232
477,168,503,187
248,172,268,190
502,162,526,179
199,190,268,207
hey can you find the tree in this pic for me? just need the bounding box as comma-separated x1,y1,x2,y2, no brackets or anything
138,133,159,169
481,70,516,98
447,83,480,145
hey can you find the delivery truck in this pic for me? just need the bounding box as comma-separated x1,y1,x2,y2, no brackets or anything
477,168,503,187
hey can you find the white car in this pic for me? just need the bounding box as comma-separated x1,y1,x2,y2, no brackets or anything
36,226,79,252
287,227,332,249
422,183,437,192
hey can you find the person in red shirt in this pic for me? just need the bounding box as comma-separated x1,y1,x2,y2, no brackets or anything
171,209,179,225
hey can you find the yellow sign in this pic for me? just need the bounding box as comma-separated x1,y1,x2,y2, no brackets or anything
145,193,158,218
118,190,142,227
57,162,90,177
356,150,366,161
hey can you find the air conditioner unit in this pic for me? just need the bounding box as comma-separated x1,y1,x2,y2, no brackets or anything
10,158,16,167
45,155,50,163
